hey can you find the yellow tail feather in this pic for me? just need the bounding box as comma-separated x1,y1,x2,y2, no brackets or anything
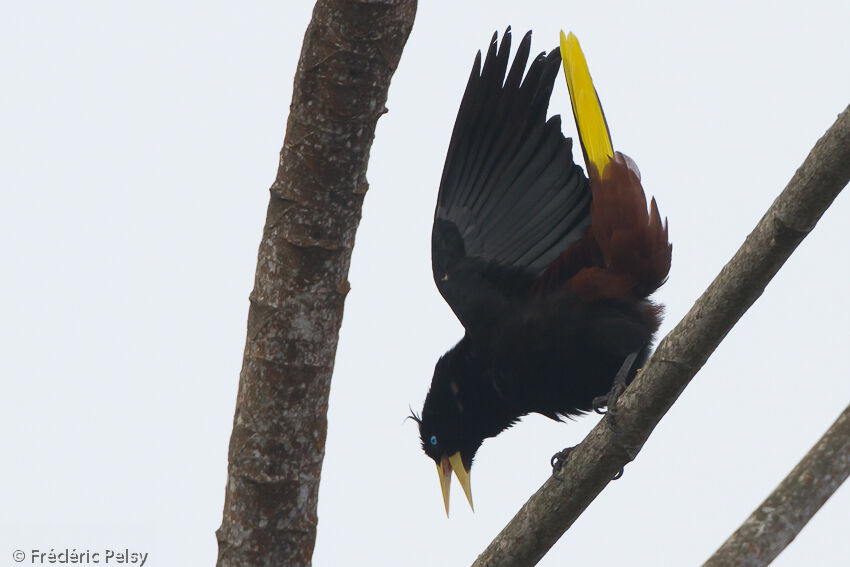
560,31,613,177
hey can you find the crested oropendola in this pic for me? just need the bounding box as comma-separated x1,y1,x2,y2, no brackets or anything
412,29,671,516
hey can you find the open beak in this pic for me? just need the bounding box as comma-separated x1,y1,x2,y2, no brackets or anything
435,452,473,517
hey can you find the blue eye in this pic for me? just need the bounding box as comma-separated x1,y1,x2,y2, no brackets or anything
429,435,438,446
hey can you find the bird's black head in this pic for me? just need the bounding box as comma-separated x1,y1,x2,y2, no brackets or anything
418,352,483,468
413,337,486,516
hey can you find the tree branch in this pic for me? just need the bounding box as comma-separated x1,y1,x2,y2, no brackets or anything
472,106,850,567
216,2,416,566
702,403,850,567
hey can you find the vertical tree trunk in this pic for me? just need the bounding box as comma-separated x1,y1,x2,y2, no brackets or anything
216,2,416,565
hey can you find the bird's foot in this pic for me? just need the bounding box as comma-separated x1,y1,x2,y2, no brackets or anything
551,445,624,481
593,351,640,415
550,446,574,477
592,382,625,415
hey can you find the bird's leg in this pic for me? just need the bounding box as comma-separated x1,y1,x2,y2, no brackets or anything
592,351,640,415
584,350,643,480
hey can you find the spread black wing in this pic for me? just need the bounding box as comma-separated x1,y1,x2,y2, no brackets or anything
432,29,592,331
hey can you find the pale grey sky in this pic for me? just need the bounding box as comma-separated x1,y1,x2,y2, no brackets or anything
1,2,848,566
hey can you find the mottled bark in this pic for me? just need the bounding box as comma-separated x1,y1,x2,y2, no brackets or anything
216,2,416,566
702,404,850,567
472,106,850,567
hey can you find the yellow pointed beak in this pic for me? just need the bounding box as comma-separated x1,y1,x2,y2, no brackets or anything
435,452,474,517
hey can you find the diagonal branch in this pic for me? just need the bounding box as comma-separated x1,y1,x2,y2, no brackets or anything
216,2,416,566
702,403,850,567
472,105,850,567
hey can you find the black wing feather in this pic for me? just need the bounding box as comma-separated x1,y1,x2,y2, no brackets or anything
432,29,591,331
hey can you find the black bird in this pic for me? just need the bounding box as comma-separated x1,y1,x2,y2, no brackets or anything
412,29,671,516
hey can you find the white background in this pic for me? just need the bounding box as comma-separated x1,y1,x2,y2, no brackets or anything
2,1,848,566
